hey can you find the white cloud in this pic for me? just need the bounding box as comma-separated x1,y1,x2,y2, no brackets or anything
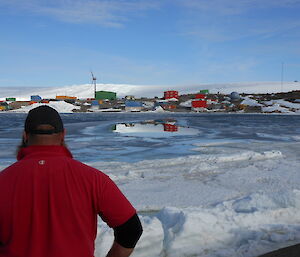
184,19,300,42
0,0,161,27
200,59,259,79
178,0,300,16
176,0,300,42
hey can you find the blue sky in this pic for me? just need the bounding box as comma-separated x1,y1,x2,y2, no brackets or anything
0,0,300,88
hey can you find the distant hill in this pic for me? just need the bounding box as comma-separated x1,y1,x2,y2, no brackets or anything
0,81,299,101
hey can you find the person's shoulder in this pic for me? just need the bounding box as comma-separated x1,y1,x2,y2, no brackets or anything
0,161,20,178
68,158,109,178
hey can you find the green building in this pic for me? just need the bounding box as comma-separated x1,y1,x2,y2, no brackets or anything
199,89,209,94
95,91,117,100
6,97,16,101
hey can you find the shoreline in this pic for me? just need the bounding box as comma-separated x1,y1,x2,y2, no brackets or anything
1,110,300,115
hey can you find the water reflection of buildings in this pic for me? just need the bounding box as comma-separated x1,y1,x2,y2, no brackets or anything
115,121,179,132
139,119,179,132
113,120,179,134
113,119,199,137
163,123,178,132
131,120,179,132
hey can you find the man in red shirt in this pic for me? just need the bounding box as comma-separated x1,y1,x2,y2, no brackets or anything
0,106,142,257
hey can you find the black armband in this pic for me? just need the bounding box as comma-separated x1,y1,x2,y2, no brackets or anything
113,213,143,248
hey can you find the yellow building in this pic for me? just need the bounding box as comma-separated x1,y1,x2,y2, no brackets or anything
56,96,77,100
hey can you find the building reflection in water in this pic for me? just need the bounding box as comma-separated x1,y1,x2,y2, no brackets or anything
112,120,198,138
163,123,178,132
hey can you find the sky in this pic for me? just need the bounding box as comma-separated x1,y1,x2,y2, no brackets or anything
0,0,300,89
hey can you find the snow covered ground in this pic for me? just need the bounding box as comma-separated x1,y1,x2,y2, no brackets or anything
0,113,300,257
1,81,300,114
9,101,80,113
0,81,299,100
6,94,300,115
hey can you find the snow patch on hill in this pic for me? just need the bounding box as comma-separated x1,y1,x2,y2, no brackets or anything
0,81,299,101
9,101,80,113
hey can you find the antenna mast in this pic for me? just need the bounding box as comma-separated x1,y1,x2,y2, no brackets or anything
281,62,284,92
91,71,97,98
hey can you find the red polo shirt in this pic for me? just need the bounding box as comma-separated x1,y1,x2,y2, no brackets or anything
0,146,136,257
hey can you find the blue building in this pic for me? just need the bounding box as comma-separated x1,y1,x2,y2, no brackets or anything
125,101,143,112
31,95,42,102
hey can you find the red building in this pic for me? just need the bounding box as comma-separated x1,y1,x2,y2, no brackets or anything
164,91,179,99
195,94,206,99
192,100,207,108
162,104,177,110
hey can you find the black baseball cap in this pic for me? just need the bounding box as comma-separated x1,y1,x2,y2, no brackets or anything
25,105,64,134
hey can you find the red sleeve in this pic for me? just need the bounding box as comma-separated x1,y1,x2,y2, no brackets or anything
96,174,136,228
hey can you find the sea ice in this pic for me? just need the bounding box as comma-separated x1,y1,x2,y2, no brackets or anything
1,113,300,256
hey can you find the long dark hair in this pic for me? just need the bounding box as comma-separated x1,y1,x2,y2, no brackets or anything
16,135,27,157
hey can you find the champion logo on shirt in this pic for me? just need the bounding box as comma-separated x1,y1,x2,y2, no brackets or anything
38,160,46,165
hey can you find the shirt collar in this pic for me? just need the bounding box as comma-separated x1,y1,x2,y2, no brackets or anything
17,145,73,161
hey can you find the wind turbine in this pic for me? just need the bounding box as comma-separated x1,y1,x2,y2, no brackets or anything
91,71,97,98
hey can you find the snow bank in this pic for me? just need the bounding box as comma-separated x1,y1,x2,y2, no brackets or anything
85,135,300,257
98,150,282,185
264,100,300,110
158,98,178,102
152,106,165,112
87,108,122,112
180,99,193,107
260,99,300,113
9,101,80,113
241,97,263,107
95,190,300,257
262,104,292,113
